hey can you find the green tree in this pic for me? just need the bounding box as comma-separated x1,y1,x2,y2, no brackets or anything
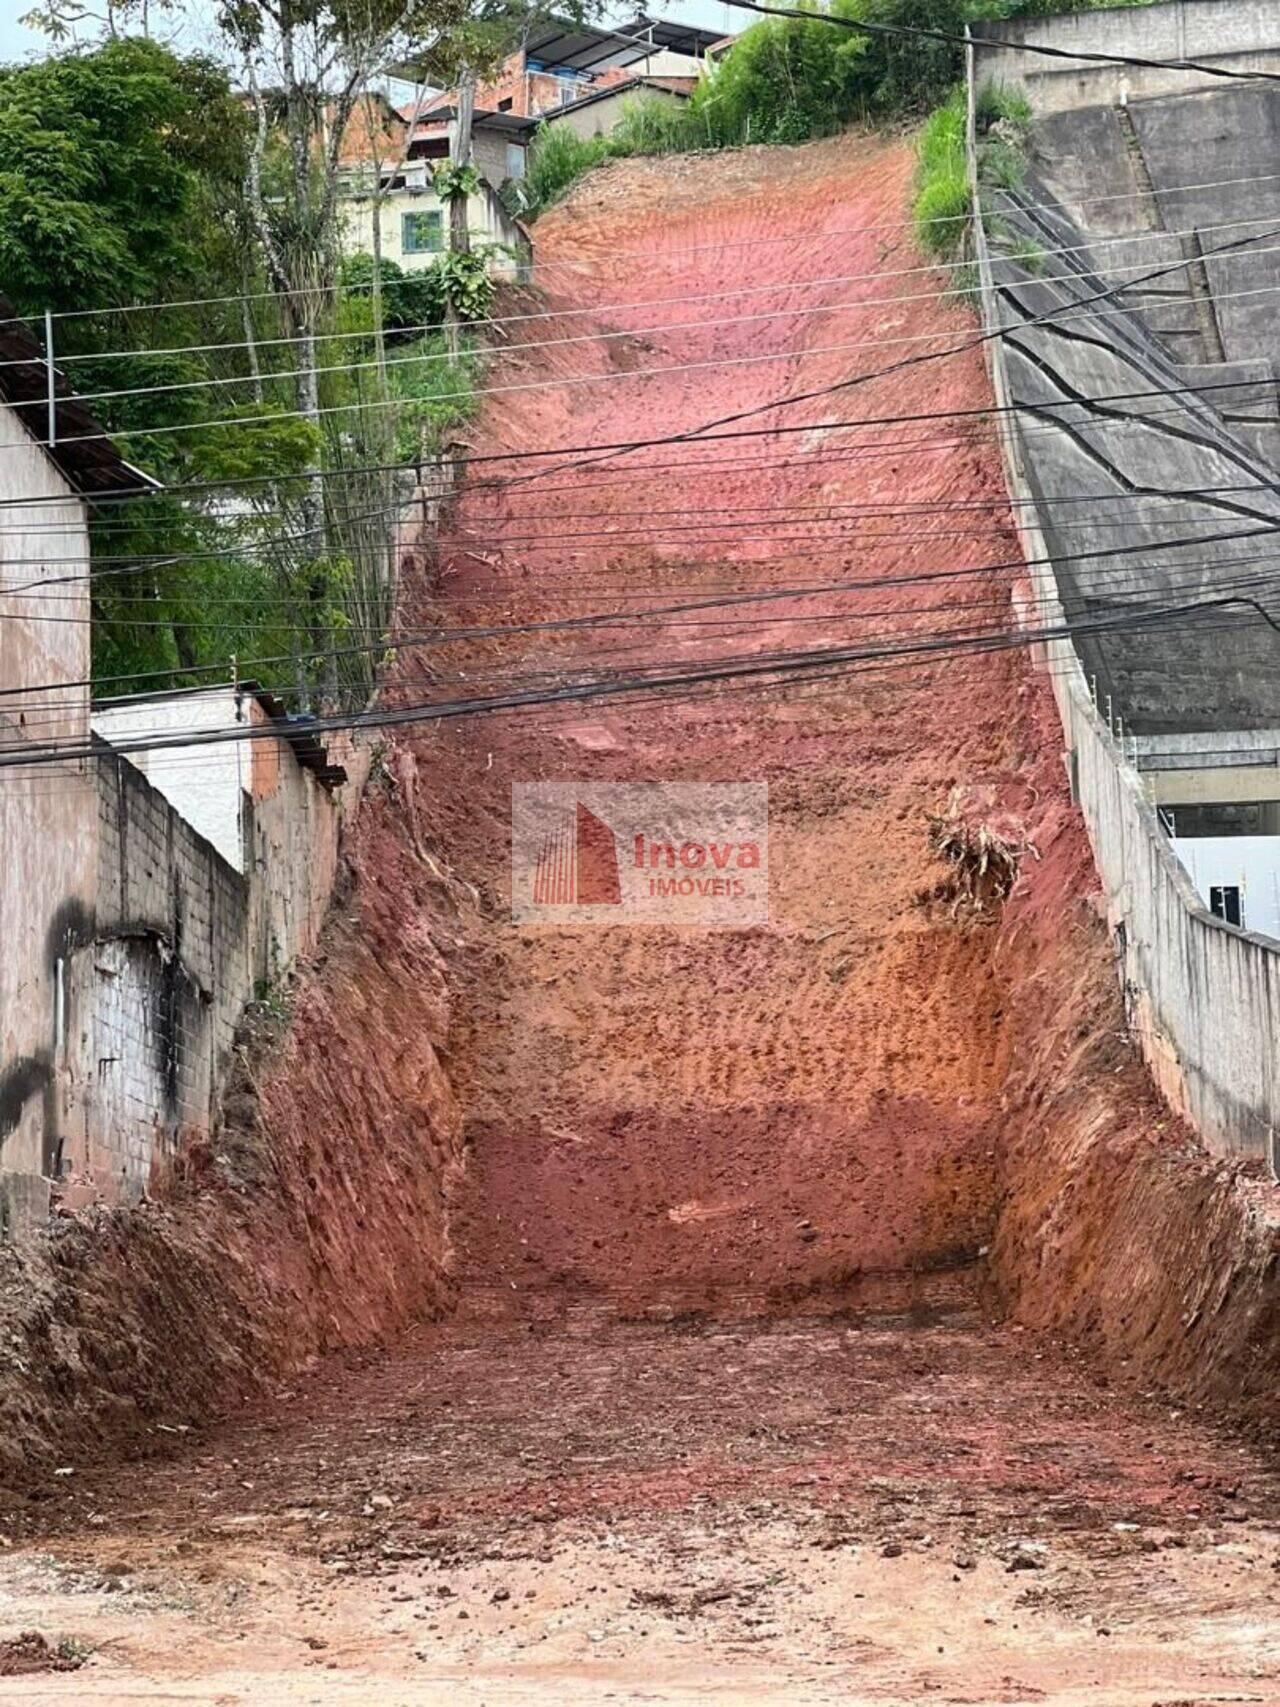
0,38,340,693
0,36,247,315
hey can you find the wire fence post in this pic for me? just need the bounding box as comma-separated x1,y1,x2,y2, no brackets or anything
44,309,56,448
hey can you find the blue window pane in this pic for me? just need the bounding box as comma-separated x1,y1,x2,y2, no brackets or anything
403,210,443,254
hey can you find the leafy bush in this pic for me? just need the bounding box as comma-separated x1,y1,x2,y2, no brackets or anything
974,78,1031,130
387,331,479,460
913,88,968,256
911,79,1032,261
684,0,875,146
523,123,611,215
914,165,972,257
340,253,442,337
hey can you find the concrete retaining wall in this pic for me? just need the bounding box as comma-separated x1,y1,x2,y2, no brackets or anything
971,0,1280,112
965,45,1280,1166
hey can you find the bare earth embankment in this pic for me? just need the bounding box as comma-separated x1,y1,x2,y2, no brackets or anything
0,135,1276,1704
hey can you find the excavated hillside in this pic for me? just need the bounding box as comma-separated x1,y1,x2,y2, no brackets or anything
1,135,1278,1702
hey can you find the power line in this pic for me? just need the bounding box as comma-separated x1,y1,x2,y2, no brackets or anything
2,462,1268,540
7,473,1279,582
1,362,1275,517
8,165,1278,337
53,261,1280,414
4,517,1275,715
5,587,1278,772
717,0,1280,86
502,221,1280,498
20,208,1277,383
9,588,1276,791
11,513,1279,615
31,269,1280,445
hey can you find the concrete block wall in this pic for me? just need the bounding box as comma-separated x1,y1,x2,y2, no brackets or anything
52,725,368,1210
965,50,1280,1165
971,0,1280,112
81,746,251,1201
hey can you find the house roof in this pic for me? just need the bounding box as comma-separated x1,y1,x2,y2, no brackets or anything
545,72,697,120
392,14,723,83
522,14,723,72
410,105,539,143
0,296,156,500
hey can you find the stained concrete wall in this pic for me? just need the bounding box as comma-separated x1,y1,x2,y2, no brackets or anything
971,1,1280,111
62,720,370,1210
967,8,1280,737
0,395,96,1230
966,41,1280,1165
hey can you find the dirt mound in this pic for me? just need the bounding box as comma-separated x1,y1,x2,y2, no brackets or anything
0,130,1275,1480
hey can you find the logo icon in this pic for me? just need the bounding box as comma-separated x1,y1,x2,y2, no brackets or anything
532,802,622,906
512,783,768,926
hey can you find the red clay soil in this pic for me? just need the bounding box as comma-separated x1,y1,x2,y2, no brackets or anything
0,827,465,1472
0,129,1278,1705
0,127,1275,1526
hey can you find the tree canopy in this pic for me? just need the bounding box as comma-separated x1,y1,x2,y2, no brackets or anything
0,37,247,315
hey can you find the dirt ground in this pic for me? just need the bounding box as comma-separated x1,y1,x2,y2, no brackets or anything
4,1292,1280,1704
1,135,1277,1702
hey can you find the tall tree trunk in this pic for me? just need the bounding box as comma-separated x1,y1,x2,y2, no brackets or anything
370,179,388,390
241,282,264,405
279,11,334,709
445,64,476,360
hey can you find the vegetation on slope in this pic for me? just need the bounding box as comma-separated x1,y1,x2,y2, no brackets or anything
519,0,1163,220
0,33,487,703
911,78,1035,270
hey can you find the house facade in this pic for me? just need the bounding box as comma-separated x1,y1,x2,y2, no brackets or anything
440,16,720,121
542,73,699,142
339,107,535,278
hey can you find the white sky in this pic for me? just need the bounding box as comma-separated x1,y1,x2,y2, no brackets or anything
0,2,741,70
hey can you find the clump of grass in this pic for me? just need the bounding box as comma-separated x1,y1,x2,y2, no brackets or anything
913,89,970,259
975,78,1032,134
923,787,1036,917
980,135,1027,190
609,92,700,156
998,232,1047,273
913,78,1037,269
521,124,611,217
914,167,973,258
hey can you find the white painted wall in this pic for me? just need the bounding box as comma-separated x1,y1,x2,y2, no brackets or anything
340,184,527,277
92,688,249,872
1172,836,1280,942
